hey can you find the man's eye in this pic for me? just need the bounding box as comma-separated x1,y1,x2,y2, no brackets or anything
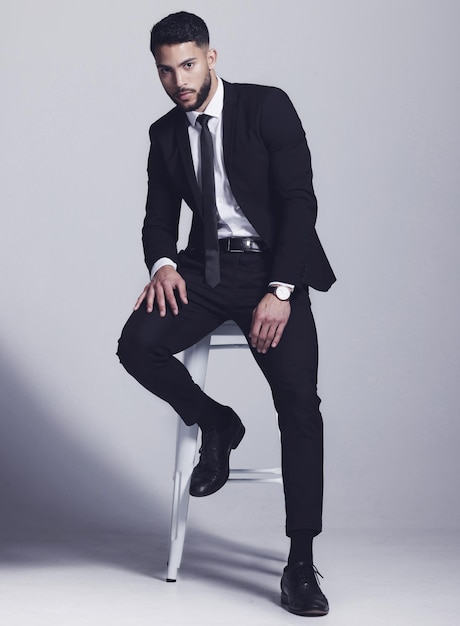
185,63,193,68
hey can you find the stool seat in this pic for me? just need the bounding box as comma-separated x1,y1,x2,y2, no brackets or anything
166,321,282,582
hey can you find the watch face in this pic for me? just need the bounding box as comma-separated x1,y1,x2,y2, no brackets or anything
275,286,291,301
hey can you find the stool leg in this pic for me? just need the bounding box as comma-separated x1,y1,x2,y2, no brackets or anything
167,420,198,581
166,335,211,582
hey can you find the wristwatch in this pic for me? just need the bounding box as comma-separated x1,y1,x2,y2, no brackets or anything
267,285,292,301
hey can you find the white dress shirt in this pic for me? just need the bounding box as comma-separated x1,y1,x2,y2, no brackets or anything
185,78,259,239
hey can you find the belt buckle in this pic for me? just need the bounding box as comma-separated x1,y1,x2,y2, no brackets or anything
224,237,260,252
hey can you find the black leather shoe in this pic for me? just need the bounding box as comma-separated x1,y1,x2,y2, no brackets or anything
189,409,245,497
281,562,329,616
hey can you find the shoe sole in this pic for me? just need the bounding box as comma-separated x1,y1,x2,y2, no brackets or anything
281,592,329,617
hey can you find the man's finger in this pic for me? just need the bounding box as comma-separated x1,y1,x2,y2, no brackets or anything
144,284,156,313
154,286,166,316
133,287,147,311
164,285,179,315
176,280,188,305
257,325,275,354
270,323,286,348
249,314,261,349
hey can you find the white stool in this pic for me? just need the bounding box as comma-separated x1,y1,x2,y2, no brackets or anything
166,320,282,582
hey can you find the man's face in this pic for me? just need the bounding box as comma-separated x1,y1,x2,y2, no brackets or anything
154,42,217,112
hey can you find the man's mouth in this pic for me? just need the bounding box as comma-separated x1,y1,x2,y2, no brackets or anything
176,90,195,99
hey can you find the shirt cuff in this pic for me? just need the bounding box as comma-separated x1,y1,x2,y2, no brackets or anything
150,257,177,279
268,280,295,292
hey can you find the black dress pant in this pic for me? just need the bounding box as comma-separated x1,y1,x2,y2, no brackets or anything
118,249,324,536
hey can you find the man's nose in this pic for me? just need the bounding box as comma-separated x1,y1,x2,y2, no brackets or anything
175,69,187,87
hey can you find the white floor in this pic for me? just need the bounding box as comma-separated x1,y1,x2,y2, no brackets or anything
1,489,459,626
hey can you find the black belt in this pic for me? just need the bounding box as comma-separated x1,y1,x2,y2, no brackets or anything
218,237,267,253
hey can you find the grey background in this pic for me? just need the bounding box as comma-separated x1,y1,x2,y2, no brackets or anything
1,0,459,539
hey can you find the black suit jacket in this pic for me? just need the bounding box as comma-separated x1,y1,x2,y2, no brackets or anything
142,80,336,291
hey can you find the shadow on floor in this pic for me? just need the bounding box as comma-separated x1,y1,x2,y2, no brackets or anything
1,527,285,606
0,348,285,605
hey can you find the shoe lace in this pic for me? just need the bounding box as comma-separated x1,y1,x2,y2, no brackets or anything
197,445,207,467
312,565,324,586
197,430,215,468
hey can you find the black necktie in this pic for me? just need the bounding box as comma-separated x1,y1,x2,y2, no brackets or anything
197,114,220,287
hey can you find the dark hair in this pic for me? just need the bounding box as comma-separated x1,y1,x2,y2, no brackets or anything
150,11,209,54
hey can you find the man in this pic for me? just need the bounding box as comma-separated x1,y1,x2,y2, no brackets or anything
118,11,335,617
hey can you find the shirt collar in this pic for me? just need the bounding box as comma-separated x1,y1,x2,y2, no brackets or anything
186,77,223,127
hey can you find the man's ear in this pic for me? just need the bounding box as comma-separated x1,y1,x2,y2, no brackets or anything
207,48,217,70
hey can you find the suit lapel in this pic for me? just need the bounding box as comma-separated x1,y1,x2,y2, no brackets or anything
222,81,238,178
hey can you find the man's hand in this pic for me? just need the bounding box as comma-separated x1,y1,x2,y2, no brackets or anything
133,266,188,316
249,293,291,354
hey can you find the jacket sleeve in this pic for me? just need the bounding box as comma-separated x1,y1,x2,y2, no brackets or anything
142,126,182,274
260,88,318,288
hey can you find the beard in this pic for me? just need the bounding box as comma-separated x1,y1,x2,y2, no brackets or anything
172,72,212,112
